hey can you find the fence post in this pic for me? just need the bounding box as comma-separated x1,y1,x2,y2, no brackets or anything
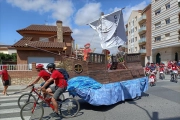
32,63,36,72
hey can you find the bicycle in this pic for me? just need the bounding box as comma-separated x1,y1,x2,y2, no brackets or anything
170,70,178,83
20,85,80,120
18,84,65,109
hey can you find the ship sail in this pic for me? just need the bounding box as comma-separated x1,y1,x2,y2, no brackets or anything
89,9,126,49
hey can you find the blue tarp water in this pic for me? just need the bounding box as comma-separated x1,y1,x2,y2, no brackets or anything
67,76,148,106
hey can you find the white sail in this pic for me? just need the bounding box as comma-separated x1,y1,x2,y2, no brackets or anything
89,9,126,49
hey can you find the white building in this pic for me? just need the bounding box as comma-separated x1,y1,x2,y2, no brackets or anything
126,10,142,55
151,0,180,64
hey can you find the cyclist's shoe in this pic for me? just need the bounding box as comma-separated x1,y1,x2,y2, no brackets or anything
49,111,60,118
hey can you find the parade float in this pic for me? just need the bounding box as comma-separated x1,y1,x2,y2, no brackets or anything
66,8,148,106
26,8,148,106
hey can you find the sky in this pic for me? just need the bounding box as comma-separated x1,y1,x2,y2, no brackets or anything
0,0,151,54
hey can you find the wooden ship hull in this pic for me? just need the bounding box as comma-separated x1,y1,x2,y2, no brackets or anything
62,53,144,83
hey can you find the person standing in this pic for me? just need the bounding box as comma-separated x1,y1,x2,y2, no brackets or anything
1,65,9,96
83,43,92,61
116,45,125,62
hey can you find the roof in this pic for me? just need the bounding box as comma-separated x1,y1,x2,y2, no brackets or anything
13,37,65,48
17,24,72,33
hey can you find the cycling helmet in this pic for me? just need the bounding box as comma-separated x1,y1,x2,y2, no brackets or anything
46,63,55,69
36,64,44,69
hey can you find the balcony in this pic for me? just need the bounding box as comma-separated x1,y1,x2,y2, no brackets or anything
138,38,146,45
139,49,146,55
138,15,146,24
138,26,146,35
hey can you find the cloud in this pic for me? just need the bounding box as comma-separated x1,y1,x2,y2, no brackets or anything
72,28,102,52
72,1,149,54
6,0,74,25
123,1,148,24
74,3,102,25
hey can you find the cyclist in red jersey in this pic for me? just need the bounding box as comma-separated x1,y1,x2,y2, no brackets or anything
28,64,53,88
41,63,67,117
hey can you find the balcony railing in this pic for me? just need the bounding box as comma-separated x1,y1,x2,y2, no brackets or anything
138,26,146,34
138,15,146,24
139,49,146,54
0,64,32,71
138,38,146,45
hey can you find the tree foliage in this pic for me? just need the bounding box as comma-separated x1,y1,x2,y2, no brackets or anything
0,53,17,62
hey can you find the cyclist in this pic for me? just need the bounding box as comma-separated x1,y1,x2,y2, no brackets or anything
41,63,67,117
27,64,53,88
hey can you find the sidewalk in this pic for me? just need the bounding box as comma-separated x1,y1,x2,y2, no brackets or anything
0,84,40,92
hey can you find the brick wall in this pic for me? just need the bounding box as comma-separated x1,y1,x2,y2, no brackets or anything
8,55,144,85
17,50,62,64
145,5,152,56
7,63,43,85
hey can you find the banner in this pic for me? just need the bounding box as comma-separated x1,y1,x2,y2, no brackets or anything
89,9,126,49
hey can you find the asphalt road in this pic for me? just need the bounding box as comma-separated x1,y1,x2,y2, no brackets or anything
0,74,180,120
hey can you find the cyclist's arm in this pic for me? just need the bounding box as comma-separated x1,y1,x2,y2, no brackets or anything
41,78,54,89
28,76,41,86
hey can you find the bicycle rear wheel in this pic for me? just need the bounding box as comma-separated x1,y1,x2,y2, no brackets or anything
18,93,36,109
20,102,44,120
59,98,80,118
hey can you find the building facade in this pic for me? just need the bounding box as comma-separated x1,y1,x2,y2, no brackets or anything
126,10,142,55
126,5,152,66
151,0,180,64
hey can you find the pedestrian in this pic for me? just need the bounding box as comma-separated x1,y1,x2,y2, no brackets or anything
1,65,9,96
178,60,180,67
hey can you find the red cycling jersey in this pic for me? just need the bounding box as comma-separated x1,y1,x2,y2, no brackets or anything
2,70,9,80
172,65,178,70
38,70,51,81
159,67,164,72
51,69,67,88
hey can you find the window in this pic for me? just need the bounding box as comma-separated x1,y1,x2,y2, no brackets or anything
135,47,137,52
165,33,170,39
129,49,130,52
39,37,49,42
135,16,137,21
165,18,170,24
135,27,137,32
178,0,180,7
74,64,83,73
165,3,170,9
135,37,137,41
155,36,161,41
155,22,161,29
129,40,130,43
155,8,161,15
131,38,134,43
155,0,159,1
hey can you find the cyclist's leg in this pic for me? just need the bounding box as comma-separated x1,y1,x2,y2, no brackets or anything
52,87,66,113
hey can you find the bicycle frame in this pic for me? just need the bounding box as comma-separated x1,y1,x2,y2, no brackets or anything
29,85,55,111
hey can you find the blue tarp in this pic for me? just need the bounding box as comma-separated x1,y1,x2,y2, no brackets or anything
67,76,148,106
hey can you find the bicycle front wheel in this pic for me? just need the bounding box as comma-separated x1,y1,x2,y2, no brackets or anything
18,93,36,109
20,102,44,120
59,98,80,118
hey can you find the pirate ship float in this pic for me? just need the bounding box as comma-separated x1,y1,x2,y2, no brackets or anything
64,9,148,106
27,8,148,106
